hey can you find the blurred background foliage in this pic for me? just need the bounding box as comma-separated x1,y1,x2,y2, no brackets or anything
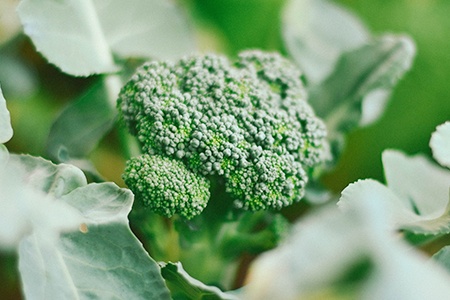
1,1,450,298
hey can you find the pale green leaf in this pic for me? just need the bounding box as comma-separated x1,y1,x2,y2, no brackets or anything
430,121,450,168
9,154,87,198
245,202,450,300
310,35,415,154
17,0,117,76
282,0,369,84
382,150,450,218
338,178,450,234
61,183,133,225
17,0,196,76
161,261,238,300
0,53,38,99
0,85,13,144
338,179,420,228
46,80,117,162
16,175,171,299
0,156,84,250
94,0,196,60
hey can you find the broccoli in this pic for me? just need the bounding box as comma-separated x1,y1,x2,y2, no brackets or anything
118,50,328,219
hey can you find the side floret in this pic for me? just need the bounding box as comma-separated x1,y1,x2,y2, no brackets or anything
123,154,210,219
118,50,329,218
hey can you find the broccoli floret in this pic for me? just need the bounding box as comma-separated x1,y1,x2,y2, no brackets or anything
124,154,210,219
118,50,328,218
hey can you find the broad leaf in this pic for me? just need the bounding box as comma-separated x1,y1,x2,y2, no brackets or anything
17,0,196,76
245,202,450,300
383,150,450,218
95,0,196,60
161,262,238,300
9,154,87,197
18,0,117,76
11,163,169,299
310,35,415,154
46,79,117,163
0,85,13,143
19,184,171,300
338,150,450,234
0,53,38,100
282,0,369,84
0,155,85,250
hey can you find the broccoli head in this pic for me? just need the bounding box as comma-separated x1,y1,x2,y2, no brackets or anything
118,50,328,219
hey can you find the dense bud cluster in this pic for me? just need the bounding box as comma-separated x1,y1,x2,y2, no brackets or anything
118,50,328,218
124,154,210,219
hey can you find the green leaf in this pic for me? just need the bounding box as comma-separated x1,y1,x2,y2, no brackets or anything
17,0,196,76
0,53,38,100
0,84,13,144
9,154,87,198
46,80,116,163
338,150,450,235
96,0,196,60
282,0,369,84
161,262,238,300
0,155,85,250
245,202,450,300
309,35,415,154
18,185,171,299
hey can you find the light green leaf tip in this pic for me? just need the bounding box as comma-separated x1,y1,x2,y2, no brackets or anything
309,34,415,157
0,84,13,144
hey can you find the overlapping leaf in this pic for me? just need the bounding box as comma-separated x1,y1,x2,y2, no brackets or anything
17,0,196,76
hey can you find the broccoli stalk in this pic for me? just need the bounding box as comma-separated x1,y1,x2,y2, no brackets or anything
118,50,329,288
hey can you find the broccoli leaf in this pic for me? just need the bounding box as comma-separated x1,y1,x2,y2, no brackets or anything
19,184,171,300
282,0,369,84
245,201,450,300
309,35,415,155
0,155,85,250
17,0,196,76
0,53,38,100
160,262,238,300
338,151,450,235
46,80,116,164
0,85,13,144
0,154,170,299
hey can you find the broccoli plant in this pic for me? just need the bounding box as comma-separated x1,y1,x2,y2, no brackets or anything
117,50,329,285
118,50,329,217
1,0,429,299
